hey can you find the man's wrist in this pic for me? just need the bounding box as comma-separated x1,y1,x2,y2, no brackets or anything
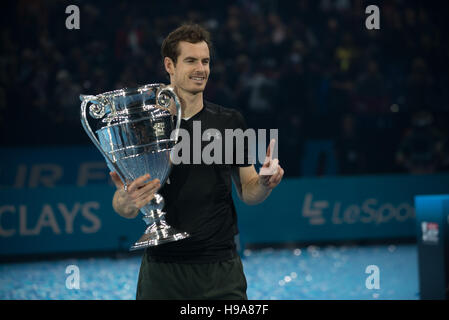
113,189,138,218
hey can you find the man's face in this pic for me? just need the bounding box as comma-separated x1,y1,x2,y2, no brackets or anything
166,41,210,95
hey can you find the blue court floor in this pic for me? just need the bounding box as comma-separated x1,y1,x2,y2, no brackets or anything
0,243,420,300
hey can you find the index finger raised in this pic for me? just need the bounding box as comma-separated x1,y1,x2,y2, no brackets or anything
265,139,276,162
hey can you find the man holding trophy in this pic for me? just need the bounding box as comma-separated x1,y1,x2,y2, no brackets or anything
82,24,283,300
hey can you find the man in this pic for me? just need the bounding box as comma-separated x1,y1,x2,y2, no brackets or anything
110,24,284,300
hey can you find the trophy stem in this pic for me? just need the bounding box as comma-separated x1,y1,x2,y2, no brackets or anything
140,193,165,225
130,192,190,250
141,209,163,225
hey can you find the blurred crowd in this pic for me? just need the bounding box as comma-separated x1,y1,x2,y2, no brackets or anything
1,0,448,177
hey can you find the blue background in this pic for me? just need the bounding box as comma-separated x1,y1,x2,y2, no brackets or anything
1,146,449,256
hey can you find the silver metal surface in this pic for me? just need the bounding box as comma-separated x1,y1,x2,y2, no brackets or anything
80,83,190,250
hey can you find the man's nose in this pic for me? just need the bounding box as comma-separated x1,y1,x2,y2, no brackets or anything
194,61,206,73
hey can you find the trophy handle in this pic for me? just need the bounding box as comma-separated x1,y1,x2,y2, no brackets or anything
80,95,129,188
157,86,182,143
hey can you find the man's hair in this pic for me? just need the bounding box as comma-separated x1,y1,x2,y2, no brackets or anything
161,24,212,64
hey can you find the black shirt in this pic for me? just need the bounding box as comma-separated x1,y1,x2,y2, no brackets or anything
145,100,252,263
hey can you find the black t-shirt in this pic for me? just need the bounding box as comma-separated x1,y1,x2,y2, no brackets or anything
145,100,252,263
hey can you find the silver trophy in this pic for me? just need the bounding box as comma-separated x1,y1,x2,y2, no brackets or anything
80,83,190,250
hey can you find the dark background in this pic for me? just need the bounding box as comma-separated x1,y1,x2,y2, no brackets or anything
1,0,448,177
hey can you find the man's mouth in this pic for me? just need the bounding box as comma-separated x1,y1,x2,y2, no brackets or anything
189,75,206,82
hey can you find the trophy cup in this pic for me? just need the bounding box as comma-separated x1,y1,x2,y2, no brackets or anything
80,83,190,250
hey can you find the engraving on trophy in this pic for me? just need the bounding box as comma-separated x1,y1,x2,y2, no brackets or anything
154,122,166,138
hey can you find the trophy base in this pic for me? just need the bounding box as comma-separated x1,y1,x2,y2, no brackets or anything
129,220,190,251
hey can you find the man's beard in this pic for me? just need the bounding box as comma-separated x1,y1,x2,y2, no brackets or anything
186,83,207,95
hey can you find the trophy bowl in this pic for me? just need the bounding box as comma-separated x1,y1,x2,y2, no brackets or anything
80,83,190,250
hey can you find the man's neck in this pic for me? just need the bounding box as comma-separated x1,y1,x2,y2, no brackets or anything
174,87,204,119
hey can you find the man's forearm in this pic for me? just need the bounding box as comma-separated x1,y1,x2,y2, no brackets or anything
112,189,139,219
241,176,272,205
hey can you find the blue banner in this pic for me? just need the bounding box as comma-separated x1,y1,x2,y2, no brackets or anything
0,185,142,255
1,146,449,256
236,174,449,248
0,146,110,189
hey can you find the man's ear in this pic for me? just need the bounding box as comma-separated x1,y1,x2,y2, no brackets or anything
164,57,175,76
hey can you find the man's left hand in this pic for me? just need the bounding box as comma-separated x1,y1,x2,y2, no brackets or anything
259,139,284,189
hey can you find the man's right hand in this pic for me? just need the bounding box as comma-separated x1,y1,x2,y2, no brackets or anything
110,172,161,219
